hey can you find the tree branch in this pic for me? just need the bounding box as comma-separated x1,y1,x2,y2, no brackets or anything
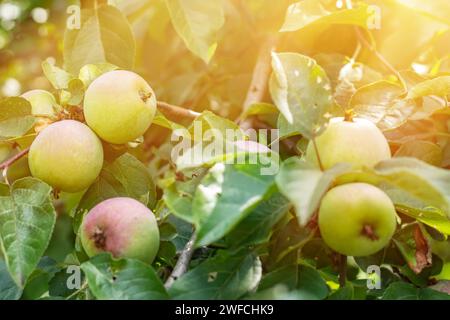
338,254,347,288
0,147,30,171
239,35,278,129
79,0,95,9
164,233,197,289
157,101,200,122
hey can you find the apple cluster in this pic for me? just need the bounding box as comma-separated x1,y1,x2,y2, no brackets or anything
306,117,397,257
23,70,160,264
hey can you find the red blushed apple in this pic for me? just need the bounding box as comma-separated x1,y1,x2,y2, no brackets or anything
80,197,160,264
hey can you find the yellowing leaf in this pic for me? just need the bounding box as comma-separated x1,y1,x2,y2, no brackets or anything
63,5,136,74
407,76,450,99
165,0,224,63
270,52,333,139
280,1,371,32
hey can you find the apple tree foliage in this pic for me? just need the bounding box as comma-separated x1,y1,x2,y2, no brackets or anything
0,0,450,300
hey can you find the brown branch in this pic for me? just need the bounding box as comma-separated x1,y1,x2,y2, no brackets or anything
157,101,200,122
0,148,30,171
164,233,197,289
239,35,279,129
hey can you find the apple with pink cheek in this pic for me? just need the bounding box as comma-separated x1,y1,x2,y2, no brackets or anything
80,197,160,264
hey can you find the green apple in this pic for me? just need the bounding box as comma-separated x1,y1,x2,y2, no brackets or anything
83,70,157,144
21,89,58,116
305,117,391,169
318,183,397,257
29,120,104,192
80,197,160,264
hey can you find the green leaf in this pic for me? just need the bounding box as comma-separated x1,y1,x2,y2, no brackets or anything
394,140,443,166
75,153,156,231
153,110,186,131
165,0,224,63
193,163,276,247
0,259,22,300
41,60,75,90
67,79,85,106
22,257,59,300
328,283,357,300
225,193,290,248
338,157,450,219
393,224,431,274
0,97,35,138
174,139,275,171
163,169,207,224
63,5,136,75
187,110,244,140
78,63,118,87
270,52,333,139
276,157,351,226
350,81,409,131
48,267,84,299
81,254,168,300
407,76,450,99
0,178,56,287
280,1,371,32
382,281,450,300
397,206,450,236
169,249,262,299
241,103,278,120
396,0,450,26
258,265,329,300
375,158,450,218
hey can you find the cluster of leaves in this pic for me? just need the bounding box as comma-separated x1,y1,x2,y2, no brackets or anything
0,0,450,300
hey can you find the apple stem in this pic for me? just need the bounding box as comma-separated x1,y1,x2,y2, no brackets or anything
338,254,347,288
361,224,379,241
344,109,354,122
312,138,325,171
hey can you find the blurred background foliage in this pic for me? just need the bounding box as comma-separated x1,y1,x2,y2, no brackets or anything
1,0,448,118
0,0,449,300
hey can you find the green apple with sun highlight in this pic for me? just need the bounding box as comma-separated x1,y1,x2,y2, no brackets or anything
306,117,391,169
318,183,397,257
28,120,104,192
83,70,157,145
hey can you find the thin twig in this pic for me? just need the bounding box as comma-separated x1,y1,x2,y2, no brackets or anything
164,233,197,289
339,254,347,288
157,101,200,122
0,147,30,171
354,27,407,91
65,281,88,300
312,139,324,171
